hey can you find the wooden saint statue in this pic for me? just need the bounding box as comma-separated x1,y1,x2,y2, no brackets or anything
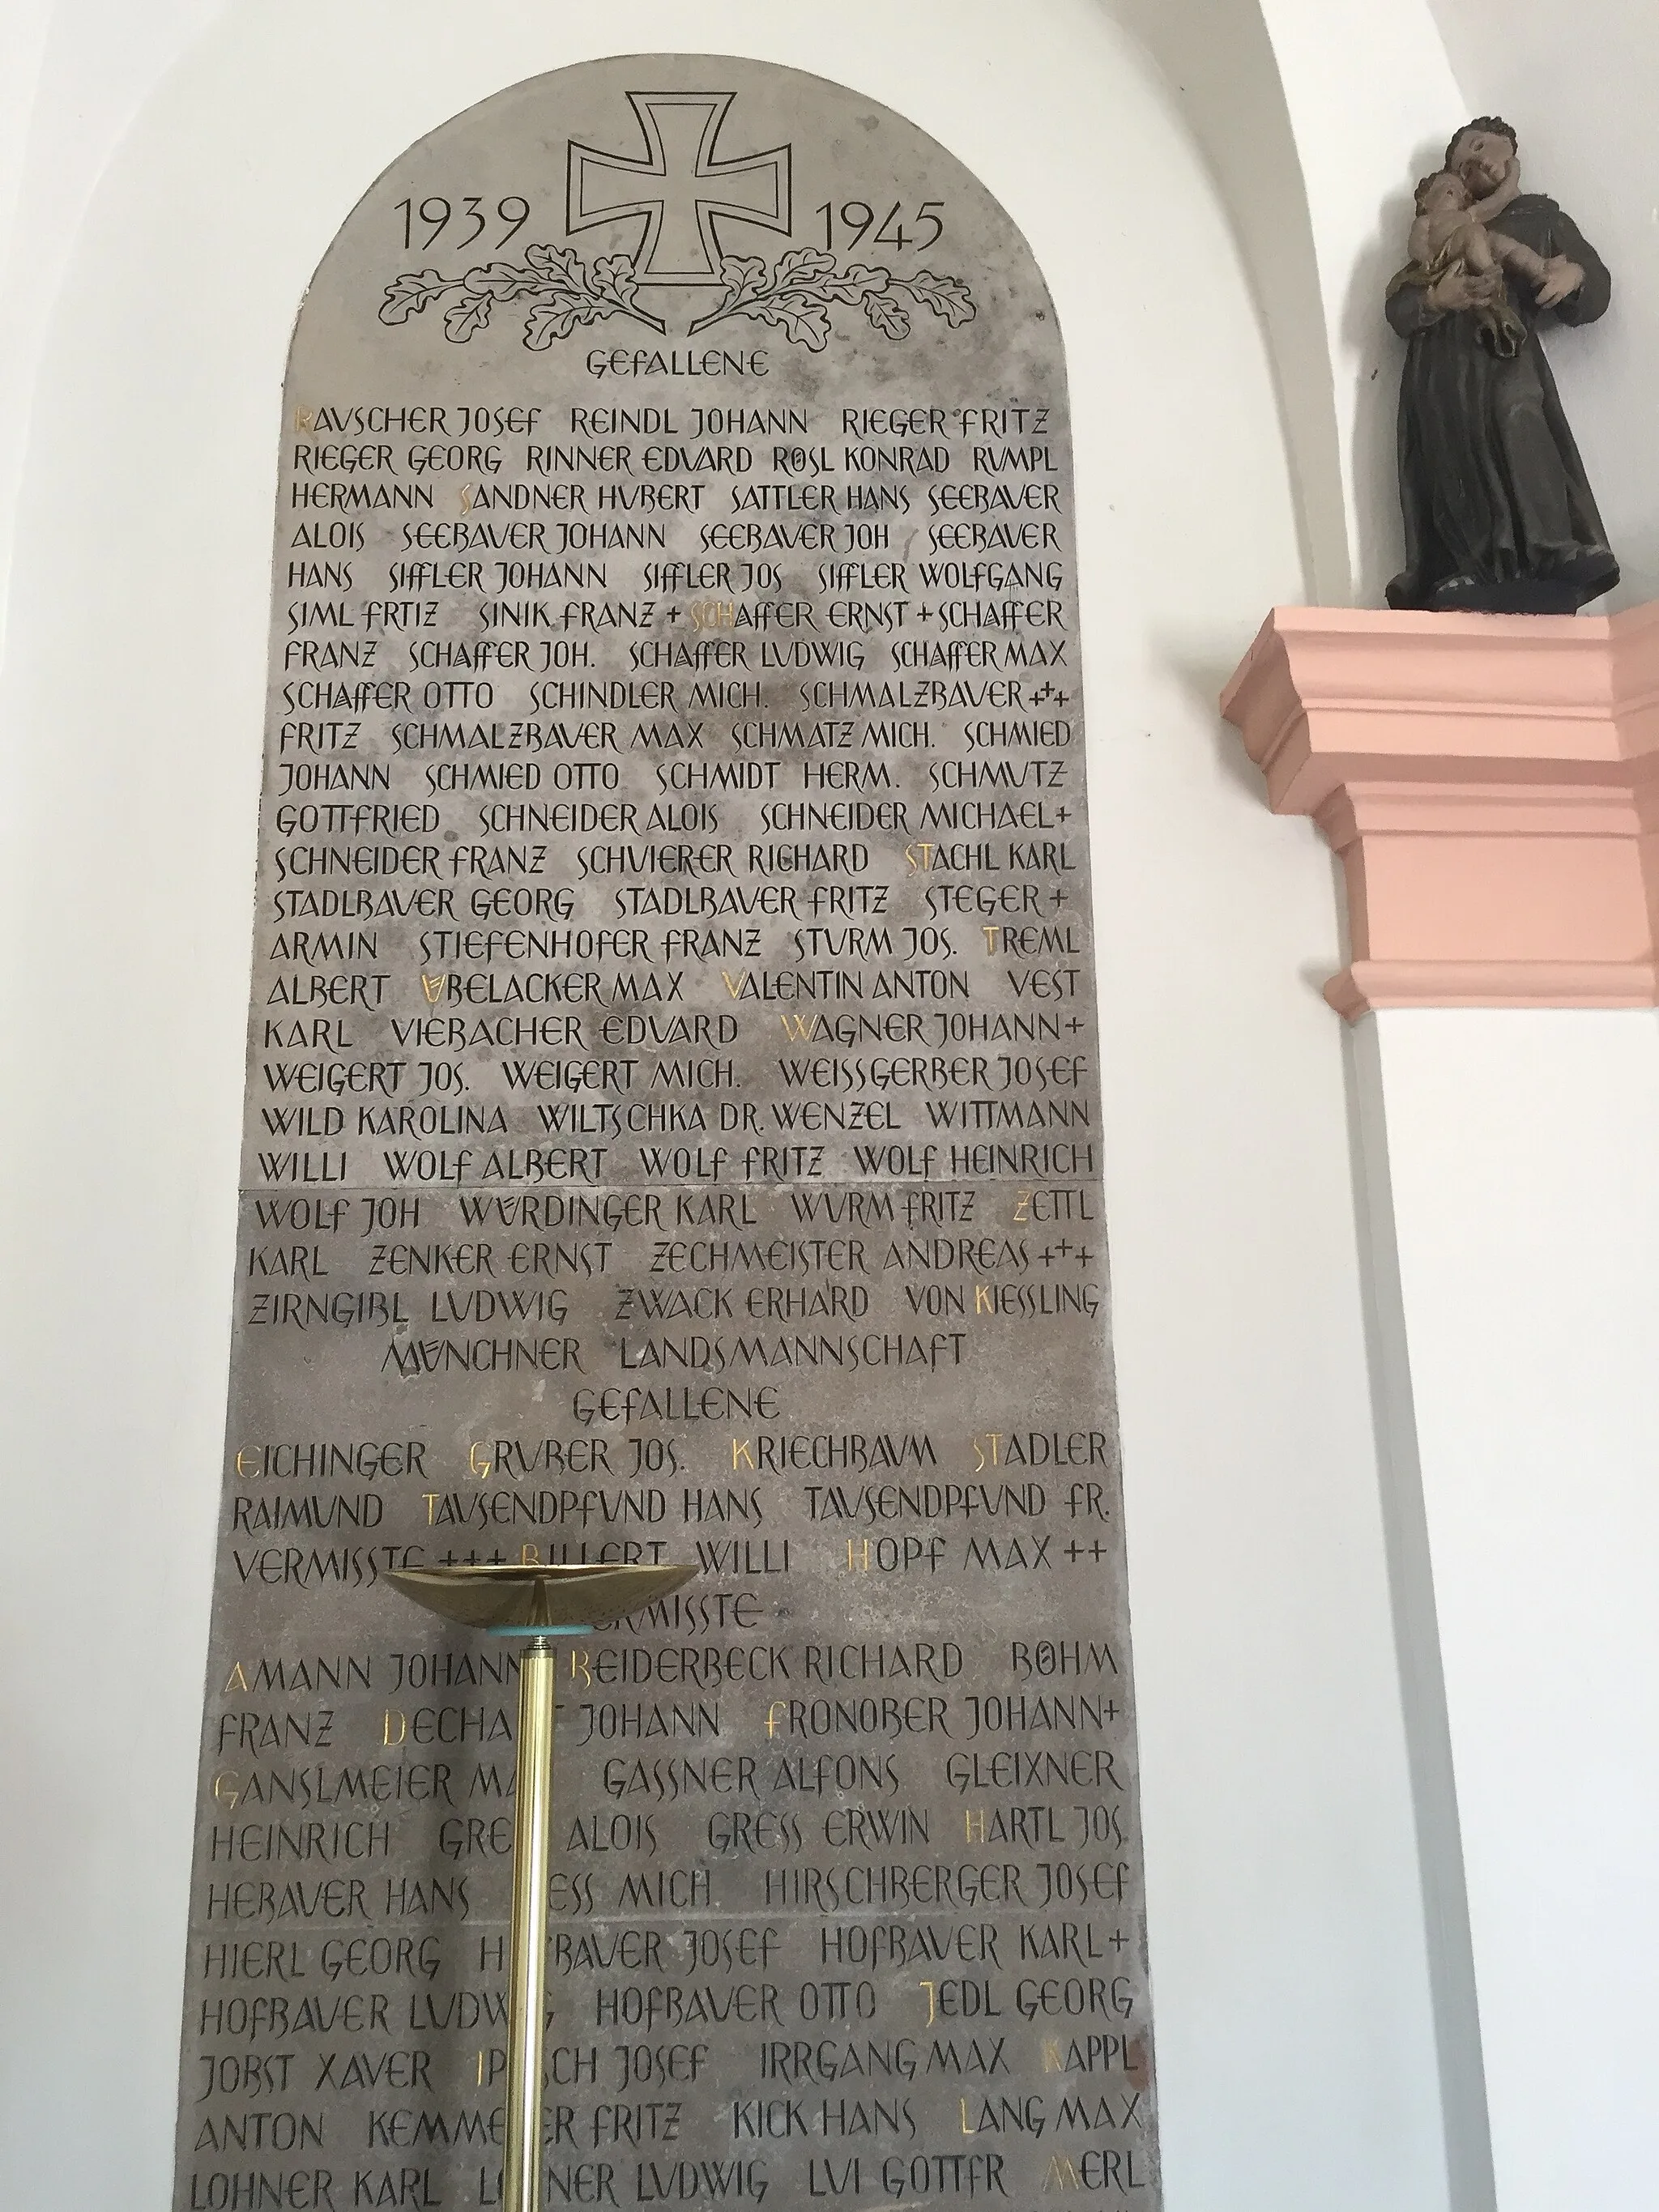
1386,117,1617,613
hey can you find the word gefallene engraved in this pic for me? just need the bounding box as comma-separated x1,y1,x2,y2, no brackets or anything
174,54,1161,2212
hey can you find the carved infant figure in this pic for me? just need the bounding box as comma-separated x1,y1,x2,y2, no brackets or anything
1403,157,1550,353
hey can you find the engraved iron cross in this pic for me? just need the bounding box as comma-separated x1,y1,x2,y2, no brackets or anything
566,92,791,283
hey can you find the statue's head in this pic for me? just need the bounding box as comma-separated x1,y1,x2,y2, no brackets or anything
1416,171,1472,218
1445,117,1518,198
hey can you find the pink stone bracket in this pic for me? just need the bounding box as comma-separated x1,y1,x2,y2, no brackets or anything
1221,603,1659,1016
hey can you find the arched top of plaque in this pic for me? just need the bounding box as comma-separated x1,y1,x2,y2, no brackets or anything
292,53,1064,417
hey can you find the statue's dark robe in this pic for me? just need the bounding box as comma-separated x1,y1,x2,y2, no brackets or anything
1386,194,1614,609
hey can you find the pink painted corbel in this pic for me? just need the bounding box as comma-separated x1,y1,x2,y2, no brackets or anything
1220,602,1659,1016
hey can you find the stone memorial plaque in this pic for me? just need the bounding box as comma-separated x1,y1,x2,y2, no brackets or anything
175,55,1162,2212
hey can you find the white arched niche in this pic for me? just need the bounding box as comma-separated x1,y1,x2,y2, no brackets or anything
0,6,1453,2212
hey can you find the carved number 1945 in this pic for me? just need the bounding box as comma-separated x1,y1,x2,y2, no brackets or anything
817,199,945,251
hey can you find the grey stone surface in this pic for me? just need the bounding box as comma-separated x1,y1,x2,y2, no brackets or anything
177,55,1160,2212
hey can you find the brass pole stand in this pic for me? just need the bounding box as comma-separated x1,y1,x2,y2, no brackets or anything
505,1638,557,2212
387,1562,695,2212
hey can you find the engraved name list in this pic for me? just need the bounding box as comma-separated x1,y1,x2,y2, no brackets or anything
173,54,1161,2212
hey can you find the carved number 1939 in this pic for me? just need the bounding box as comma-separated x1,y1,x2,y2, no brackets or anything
395,194,531,251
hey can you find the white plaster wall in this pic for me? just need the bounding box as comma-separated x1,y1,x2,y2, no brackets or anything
0,5,1463,2211
0,0,228,637
1253,0,1465,604
1363,1011,1659,2212
1265,8,1659,2201
1319,14,1659,2199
